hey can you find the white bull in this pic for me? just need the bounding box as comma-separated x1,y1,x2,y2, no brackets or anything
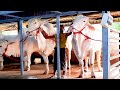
66,15,102,78
0,32,40,71
65,33,73,74
27,18,56,74
65,32,91,73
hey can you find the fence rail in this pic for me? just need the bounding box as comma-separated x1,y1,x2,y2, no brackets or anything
109,28,120,79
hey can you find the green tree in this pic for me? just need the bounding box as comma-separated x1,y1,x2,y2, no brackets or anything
110,22,120,31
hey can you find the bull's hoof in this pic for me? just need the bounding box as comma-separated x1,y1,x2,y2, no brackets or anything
50,75,57,79
67,66,71,69
43,71,49,75
84,69,88,72
0,67,3,71
78,75,84,78
91,75,96,78
67,67,69,69
61,75,67,79
24,68,30,71
99,69,102,72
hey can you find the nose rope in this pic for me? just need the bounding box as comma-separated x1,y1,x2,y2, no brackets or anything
70,25,102,42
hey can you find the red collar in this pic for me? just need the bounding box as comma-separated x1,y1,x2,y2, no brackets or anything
73,26,86,34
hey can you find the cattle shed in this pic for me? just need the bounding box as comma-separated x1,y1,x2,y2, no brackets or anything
0,11,120,79
1,11,120,30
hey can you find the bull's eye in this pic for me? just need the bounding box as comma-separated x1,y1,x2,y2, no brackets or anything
26,25,28,28
34,22,37,24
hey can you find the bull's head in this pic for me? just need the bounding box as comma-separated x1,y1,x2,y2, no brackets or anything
67,15,95,33
27,17,56,37
27,18,41,36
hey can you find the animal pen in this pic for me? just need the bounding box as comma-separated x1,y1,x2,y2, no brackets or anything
0,11,120,79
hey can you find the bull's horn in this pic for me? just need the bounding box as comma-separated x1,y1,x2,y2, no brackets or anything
6,40,8,42
87,22,95,30
44,18,53,23
47,18,53,22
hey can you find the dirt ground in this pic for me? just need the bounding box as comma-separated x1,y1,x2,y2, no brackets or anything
0,62,103,79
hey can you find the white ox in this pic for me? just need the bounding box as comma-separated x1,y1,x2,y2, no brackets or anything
27,18,56,74
0,29,40,71
66,15,102,78
65,32,91,73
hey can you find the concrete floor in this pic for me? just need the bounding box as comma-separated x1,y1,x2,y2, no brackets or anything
0,63,104,79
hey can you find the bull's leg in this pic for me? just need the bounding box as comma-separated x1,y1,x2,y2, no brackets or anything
42,55,49,74
96,51,102,72
24,56,30,71
23,60,27,71
66,46,72,70
78,50,85,78
72,39,85,78
72,42,84,78
67,49,71,75
51,52,54,63
78,59,84,78
67,59,71,69
88,58,90,66
62,50,69,78
62,59,68,79
24,54,31,71
75,50,84,78
0,58,4,70
90,50,96,78
27,55,31,71
84,57,89,72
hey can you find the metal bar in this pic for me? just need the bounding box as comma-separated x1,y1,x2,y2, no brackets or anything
58,11,99,16
110,37,120,40
110,42,120,44
110,49,120,53
110,54,120,60
0,11,99,24
0,18,19,24
102,11,110,79
113,72,120,79
0,11,23,15
119,33,120,61
110,65,120,75
0,14,54,23
50,11,62,14
2,14,22,19
110,29,120,33
18,19,24,75
110,61,120,69
0,14,51,23
56,15,61,79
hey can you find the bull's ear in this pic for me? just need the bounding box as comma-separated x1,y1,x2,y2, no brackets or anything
87,22,95,30
9,42,15,45
6,40,8,42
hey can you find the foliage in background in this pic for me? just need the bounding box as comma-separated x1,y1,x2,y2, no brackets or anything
110,22,120,31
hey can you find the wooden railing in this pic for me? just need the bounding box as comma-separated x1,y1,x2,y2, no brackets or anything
109,29,120,79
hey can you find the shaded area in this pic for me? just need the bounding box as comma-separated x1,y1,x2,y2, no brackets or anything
0,64,103,79
3,52,54,65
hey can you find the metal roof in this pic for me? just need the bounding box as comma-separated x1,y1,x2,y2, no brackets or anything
0,11,120,31
0,11,99,23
